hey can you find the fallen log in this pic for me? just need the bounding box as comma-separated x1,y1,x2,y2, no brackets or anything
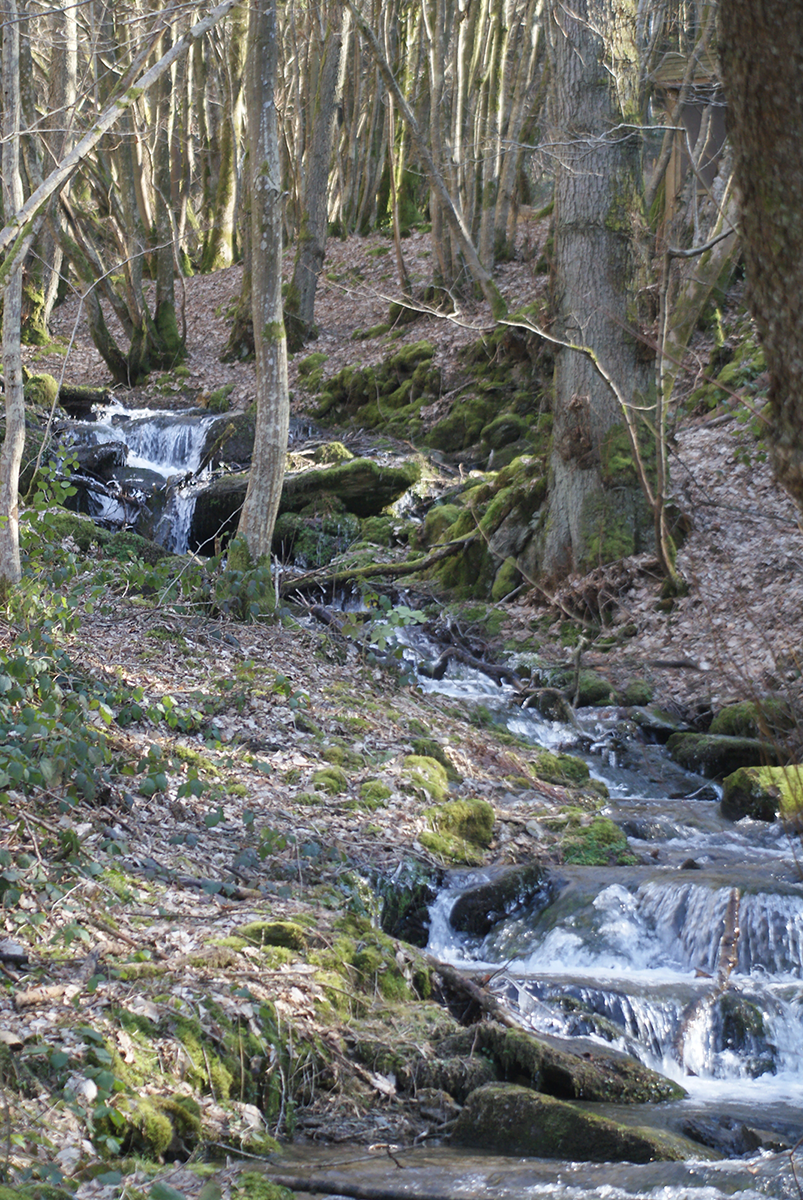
280,534,477,597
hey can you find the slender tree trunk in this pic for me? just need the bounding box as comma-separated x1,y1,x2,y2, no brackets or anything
348,0,506,317
536,0,653,579
719,0,803,512
1,0,27,592
285,7,349,351
236,0,289,565
201,1,247,272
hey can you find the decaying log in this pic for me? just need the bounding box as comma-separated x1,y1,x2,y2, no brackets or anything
281,534,477,597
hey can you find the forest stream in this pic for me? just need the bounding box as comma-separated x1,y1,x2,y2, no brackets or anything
49,403,803,1200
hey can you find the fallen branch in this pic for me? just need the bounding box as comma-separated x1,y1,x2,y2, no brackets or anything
418,645,522,690
424,953,525,1031
280,534,477,598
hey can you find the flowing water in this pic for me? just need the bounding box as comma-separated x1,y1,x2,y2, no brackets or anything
410,655,803,1199
59,401,223,546
58,406,803,1196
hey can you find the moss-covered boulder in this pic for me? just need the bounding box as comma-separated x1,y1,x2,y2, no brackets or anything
281,457,421,518
449,864,551,936
451,1083,689,1161
666,733,782,778
402,1053,497,1103
443,1023,685,1105
549,669,619,707
721,764,803,823
420,798,495,864
311,440,354,464
403,755,450,802
238,920,309,951
191,457,420,551
24,372,59,408
710,698,794,740
532,750,590,787
561,815,636,865
623,679,655,707
410,738,461,781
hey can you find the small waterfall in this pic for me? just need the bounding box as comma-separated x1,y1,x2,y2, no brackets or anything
65,405,222,480
154,484,203,554
119,412,219,475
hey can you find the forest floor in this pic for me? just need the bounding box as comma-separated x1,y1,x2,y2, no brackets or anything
6,227,803,1198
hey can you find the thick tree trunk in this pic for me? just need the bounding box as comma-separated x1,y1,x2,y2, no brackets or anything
536,0,653,579
719,0,803,512
235,0,289,565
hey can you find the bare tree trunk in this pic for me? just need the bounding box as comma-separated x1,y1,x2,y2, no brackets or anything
1,0,27,593
719,0,803,512
535,0,653,579
201,1,247,272
285,6,349,351
348,0,507,317
235,0,289,566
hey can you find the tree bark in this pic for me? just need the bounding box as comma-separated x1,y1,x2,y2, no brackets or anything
719,0,803,512
201,1,247,272
285,7,349,351
1,0,27,592
235,0,290,565
0,0,240,272
536,0,653,579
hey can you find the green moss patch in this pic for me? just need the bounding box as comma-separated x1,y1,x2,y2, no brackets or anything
562,816,635,865
312,765,350,795
238,920,309,952
721,764,803,823
403,754,449,801
532,750,590,787
420,798,495,864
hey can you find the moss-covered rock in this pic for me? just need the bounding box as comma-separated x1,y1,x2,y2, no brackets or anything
666,733,782,778
403,755,450,802
549,669,619,707
238,920,309,951
420,798,495,864
452,1083,688,1161
449,864,551,936
199,411,257,466
491,555,522,601
710,699,794,740
440,1023,685,1105
119,1096,174,1157
24,372,59,408
312,765,350,795
623,678,655,707
533,750,590,787
311,440,354,464
360,779,393,805
561,815,636,866
410,738,461,781
420,503,464,546
721,764,803,823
